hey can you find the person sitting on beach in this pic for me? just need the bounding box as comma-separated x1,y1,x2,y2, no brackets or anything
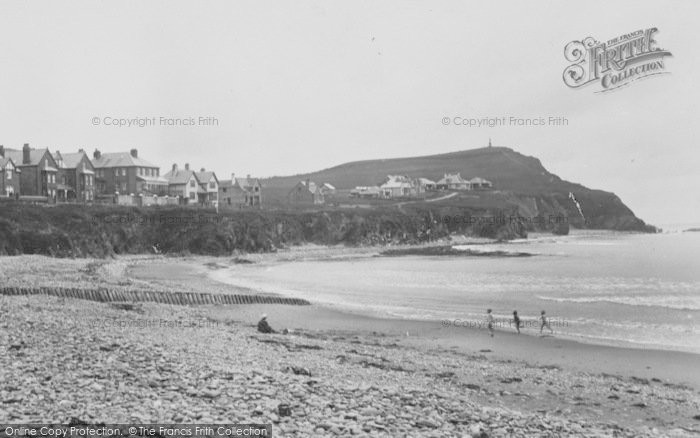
486,309,495,337
513,310,521,334
257,314,276,334
540,310,553,335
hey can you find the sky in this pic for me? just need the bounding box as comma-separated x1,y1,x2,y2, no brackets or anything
0,0,698,226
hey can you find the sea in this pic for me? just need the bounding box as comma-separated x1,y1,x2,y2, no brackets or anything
218,224,700,354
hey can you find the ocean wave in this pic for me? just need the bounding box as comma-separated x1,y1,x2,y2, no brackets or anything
536,294,700,311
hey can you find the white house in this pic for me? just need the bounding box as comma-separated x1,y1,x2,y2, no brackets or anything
436,173,470,190
195,169,219,206
380,175,415,198
163,163,202,204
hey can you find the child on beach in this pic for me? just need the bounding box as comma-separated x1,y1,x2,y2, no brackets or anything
486,309,495,337
540,310,553,335
513,310,521,334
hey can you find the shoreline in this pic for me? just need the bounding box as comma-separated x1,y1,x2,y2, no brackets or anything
1,253,699,435
125,251,700,389
203,243,700,358
209,302,700,389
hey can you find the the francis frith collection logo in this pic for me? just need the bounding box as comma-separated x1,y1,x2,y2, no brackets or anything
563,28,672,92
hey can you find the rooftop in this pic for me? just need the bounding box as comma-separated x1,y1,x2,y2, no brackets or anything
163,168,198,185
58,151,90,169
92,152,158,169
3,147,53,167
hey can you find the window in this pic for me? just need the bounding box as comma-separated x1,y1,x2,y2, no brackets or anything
6,169,11,180
189,192,195,200
190,180,195,188
209,181,215,189
121,168,126,176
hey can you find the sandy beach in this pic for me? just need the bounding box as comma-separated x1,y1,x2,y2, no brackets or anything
1,252,699,437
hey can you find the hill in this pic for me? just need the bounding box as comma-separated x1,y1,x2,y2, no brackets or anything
261,146,655,232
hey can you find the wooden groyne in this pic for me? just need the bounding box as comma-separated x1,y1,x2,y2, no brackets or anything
0,286,310,306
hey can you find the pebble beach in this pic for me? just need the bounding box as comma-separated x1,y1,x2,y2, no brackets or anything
1,254,699,437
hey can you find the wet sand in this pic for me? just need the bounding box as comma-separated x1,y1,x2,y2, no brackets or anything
131,255,700,390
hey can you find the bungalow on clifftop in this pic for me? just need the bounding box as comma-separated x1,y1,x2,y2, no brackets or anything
380,175,415,199
415,177,437,192
350,186,381,198
436,173,470,190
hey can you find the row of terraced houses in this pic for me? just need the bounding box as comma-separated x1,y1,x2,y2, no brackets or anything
0,144,262,208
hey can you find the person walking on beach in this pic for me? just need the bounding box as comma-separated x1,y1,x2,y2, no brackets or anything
486,309,495,337
540,310,553,335
513,310,521,334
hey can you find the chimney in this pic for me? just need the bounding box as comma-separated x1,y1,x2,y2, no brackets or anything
230,173,235,182
94,148,101,160
172,163,178,172
78,148,84,153
200,167,205,172
306,178,310,187
247,174,251,180
185,163,189,171
130,148,138,158
23,143,31,164
0,145,4,158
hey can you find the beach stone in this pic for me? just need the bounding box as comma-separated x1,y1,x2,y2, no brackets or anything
360,407,380,417
415,419,438,428
201,389,221,399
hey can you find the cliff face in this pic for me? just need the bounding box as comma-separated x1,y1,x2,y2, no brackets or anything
0,204,535,258
261,147,655,232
